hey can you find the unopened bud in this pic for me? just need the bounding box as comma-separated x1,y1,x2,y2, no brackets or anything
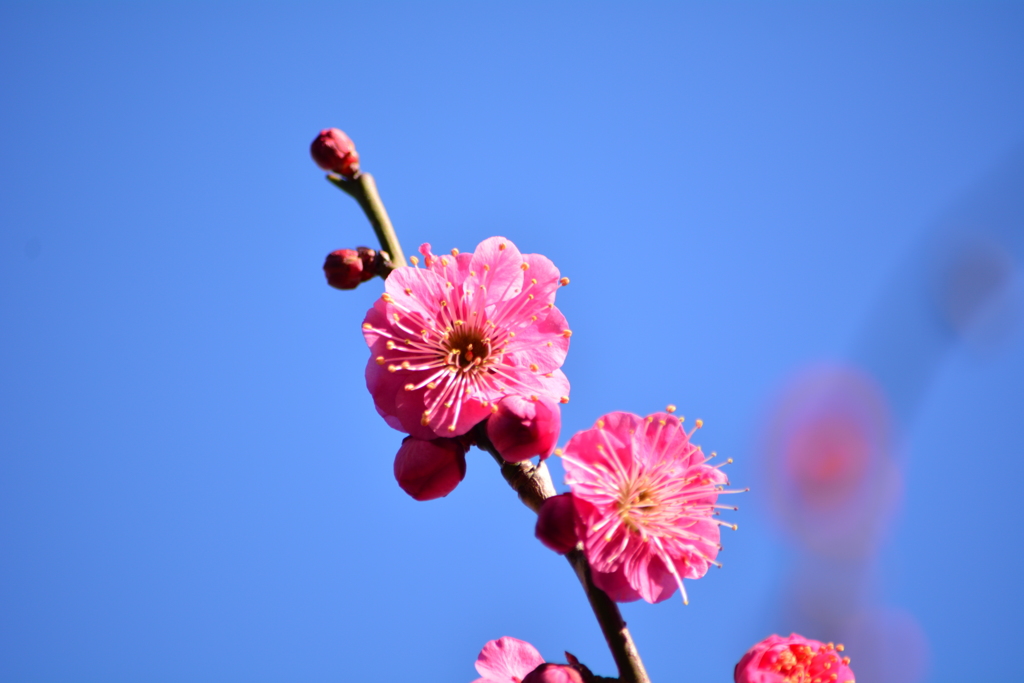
393,436,467,501
522,664,585,683
486,395,560,463
535,493,579,554
310,128,360,178
323,249,364,290
356,246,380,282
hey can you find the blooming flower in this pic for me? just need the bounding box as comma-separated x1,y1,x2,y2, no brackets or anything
473,636,545,683
734,633,855,683
561,409,739,604
363,237,571,440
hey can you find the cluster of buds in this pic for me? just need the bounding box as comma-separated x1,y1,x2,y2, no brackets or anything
323,246,387,290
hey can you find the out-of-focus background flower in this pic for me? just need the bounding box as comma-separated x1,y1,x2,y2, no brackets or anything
1,3,1021,682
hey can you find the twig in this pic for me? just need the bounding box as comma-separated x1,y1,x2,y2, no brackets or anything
327,173,407,270
472,426,652,683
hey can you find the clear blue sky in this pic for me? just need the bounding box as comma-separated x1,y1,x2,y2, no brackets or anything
2,3,1023,682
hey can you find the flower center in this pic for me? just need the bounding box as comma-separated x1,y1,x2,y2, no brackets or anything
616,480,660,530
444,326,492,372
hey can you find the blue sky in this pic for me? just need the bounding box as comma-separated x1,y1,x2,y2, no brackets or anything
2,3,1023,682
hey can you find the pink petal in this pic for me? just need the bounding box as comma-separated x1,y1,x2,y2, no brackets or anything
475,636,545,683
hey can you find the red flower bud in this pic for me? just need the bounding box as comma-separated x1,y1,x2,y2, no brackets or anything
535,493,579,554
310,128,360,178
393,436,467,501
323,249,364,290
486,395,561,463
522,664,586,683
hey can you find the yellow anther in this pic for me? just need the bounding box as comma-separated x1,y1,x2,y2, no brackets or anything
484,264,490,271
375,356,385,365
382,293,393,302
553,448,563,457
695,419,704,429
509,332,516,337
520,262,529,271
836,645,844,652
410,255,420,266
448,425,456,432
530,394,538,401
386,340,395,349
596,419,605,428
491,403,499,413
440,257,449,266
498,243,506,251
529,363,539,371
421,414,430,426
560,277,570,286
470,270,476,276
531,278,537,285
392,313,400,322
387,365,398,373
544,372,553,378
440,300,447,307
659,419,666,425
401,361,411,369
560,396,570,404
666,404,677,413
545,341,552,346
454,320,463,326
531,315,538,321
362,323,373,330
404,287,412,295
404,383,414,391
528,294,534,300
561,329,572,337
451,248,459,256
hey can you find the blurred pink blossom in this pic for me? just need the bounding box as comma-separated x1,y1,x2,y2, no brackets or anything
562,411,738,604
363,237,570,439
734,633,854,683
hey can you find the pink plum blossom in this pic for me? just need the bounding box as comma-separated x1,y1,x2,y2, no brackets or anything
473,636,545,683
363,237,571,439
562,410,740,604
734,633,855,683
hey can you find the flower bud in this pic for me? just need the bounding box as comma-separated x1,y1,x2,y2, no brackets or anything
486,395,561,463
522,664,585,683
310,128,360,178
355,247,380,282
323,249,364,290
393,436,467,501
535,493,579,554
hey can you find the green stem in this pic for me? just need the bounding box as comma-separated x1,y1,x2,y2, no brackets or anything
327,173,407,270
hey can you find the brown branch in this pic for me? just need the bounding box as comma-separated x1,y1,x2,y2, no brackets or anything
472,425,652,683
